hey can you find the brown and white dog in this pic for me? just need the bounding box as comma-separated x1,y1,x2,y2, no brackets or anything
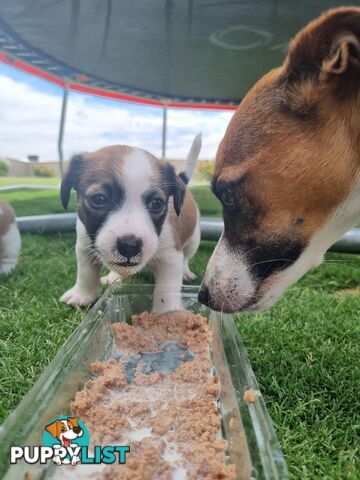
45,417,83,465
60,135,201,313
199,7,360,313
0,198,21,274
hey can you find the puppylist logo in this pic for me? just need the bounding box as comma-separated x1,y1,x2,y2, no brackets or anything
10,416,130,467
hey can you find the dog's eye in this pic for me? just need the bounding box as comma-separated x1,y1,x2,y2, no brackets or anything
61,426,66,432
148,198,165,213
90,193,108,207
220,188,234,207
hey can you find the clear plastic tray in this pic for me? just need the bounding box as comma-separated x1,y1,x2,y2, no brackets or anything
0,284,289,479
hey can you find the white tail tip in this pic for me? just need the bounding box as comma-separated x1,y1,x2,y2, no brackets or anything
183,132,202,181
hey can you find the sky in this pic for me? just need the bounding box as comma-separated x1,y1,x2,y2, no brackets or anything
0,62,234,162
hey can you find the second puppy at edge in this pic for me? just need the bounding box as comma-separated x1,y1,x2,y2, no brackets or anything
60,134,201,313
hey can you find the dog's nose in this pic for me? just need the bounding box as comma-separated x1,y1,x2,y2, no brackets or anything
116,235,142,259
198,285,211,306
73,427,81,434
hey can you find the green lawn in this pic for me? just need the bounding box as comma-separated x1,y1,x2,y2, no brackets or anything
1,189,75,216
191,185,222,217
0,175,208,188
0,187,359,479
0,176,60,187
0,186,218,218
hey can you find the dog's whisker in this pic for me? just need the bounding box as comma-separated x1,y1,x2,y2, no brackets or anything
243,245,262,257
248,258,295,269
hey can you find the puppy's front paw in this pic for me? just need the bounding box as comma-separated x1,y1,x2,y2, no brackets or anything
183,269,197,281
60,286,100,307
0,260,18,275
100,271,122,285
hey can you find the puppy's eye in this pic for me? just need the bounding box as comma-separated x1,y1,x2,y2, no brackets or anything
220,188,234,207
148,198,165,213
61,426,66,432
90,193,108,207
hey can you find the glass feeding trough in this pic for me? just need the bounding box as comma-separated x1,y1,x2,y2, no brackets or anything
0,284,289,480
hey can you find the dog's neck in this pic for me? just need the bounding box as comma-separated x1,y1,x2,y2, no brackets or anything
343,91,360,148
310,91,360,253
312,172,360,255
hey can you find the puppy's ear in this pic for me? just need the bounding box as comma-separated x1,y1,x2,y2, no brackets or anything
284,8,360,88
60,154,84,210
163,164,186,217
45,420,62,438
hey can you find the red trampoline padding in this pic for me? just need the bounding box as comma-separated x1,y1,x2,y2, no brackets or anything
0,53,238,111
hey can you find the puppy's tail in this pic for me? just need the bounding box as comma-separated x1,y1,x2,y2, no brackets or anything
178,133,202,185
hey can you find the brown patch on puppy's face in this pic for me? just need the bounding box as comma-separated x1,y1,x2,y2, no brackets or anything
200,7,360,312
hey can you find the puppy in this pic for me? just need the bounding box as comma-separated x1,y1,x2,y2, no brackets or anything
45,417,83,465
199,7,360,312
60,135,201,313
0,199,21,274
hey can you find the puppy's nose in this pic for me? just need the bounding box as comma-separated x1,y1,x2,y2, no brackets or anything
73,427,81,434
198,285,211,306
116,235,142,259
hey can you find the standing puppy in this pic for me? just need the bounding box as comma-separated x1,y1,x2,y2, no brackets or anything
199,7,360,313
0,199,21,274
60,135,201,313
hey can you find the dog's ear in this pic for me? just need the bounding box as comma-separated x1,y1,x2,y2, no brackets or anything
284,8,360,88
67,417,79,428
60,154,84,210
163,163,186,217
45,420,62,438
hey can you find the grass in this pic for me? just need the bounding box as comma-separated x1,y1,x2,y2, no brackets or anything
1,187,360,479
0,175,208,188
1,190,75,216
0,186,218,218
0,176,60,187
191,185,222,217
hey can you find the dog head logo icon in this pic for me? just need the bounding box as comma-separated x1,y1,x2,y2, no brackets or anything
43,416,89,465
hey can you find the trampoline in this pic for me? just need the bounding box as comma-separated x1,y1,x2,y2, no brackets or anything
0,0,357,169
1,0,360,249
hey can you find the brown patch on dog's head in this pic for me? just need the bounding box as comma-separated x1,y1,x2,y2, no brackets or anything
45,417,81,438
45,419,63,439
201,7,360,312
284,8,360,93
61,146,133,210
67,417,79,428
67,417,82,434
